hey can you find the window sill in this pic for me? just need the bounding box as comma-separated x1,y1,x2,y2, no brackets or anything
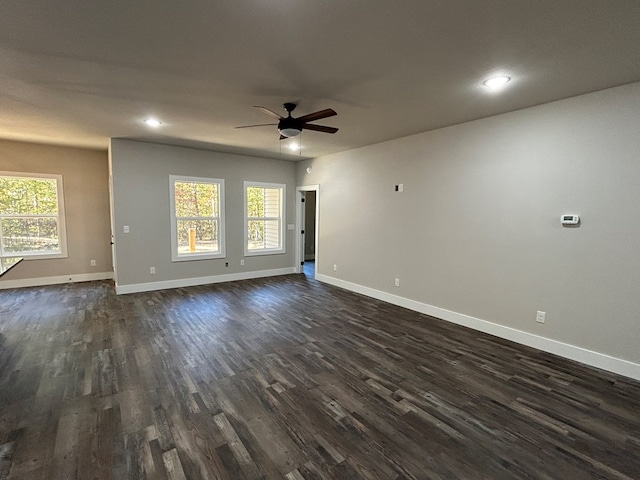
244,249,285,257
172,253,226,262
2,252,68,261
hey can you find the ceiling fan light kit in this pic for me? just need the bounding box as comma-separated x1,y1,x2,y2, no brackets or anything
280,130,300,137
236,102,338,140
279,127,302,138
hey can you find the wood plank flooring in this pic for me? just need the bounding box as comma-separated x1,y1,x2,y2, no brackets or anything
1,275,639,479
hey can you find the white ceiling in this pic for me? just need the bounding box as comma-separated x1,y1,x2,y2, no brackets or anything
1,1,639,160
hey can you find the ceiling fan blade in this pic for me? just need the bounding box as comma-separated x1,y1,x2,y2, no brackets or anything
235,123,278,129
279,135,287,140
297,108,337,123
302,123,339,134
254,106,283,119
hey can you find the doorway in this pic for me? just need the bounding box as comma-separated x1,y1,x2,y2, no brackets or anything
296,185,319,277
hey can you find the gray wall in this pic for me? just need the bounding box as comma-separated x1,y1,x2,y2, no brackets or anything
110,139,296,289
297,82,640,364
0,139,112,282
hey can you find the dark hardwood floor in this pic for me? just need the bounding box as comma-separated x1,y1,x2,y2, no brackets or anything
0,274,639,479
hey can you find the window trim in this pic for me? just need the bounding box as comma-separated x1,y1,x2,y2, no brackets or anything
244,181,286,256
0,171,68,260
169,175,226,262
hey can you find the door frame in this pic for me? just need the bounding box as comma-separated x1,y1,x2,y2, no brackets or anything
295,184,319,275
107,148,117,285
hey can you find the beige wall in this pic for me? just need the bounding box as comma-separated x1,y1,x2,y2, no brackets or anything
109,139,296,289
0,140,112,282
297,82,640,365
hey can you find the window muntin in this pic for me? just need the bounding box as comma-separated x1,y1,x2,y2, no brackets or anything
244,182,285,255
170,175,225,261
0,172,67,259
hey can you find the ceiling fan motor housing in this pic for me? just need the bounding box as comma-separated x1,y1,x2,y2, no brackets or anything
278,116,303,137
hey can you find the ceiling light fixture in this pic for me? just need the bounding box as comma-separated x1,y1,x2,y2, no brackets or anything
288,142,299,151
483,75,511,89
144,118,162,127
279,126,301,138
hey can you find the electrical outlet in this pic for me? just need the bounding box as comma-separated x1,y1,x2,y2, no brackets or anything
149,267,156,275
90,259,96,267
394,278,400,287
333,264,337,271
536,311,546,324
240,259,245,266
123,225,129,233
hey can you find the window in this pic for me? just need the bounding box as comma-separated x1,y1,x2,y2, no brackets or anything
244,181,285,255
0,172,67,259
170,175,225,261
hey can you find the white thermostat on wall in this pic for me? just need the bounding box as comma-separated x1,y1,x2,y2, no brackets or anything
561,214,580,225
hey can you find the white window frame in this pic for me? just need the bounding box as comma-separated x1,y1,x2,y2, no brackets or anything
169,175,226,262
244,181,286,256
0,171,68,260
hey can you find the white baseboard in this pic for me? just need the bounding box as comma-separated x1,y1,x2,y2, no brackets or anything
316,273,640,382
0,272,114,290
116,267,296,295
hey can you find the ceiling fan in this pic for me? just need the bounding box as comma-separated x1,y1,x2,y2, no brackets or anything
236,103,338,139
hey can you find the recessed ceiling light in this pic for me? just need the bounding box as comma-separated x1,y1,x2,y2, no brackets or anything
483,75,511,88
144,118,162,127
288,142,299,151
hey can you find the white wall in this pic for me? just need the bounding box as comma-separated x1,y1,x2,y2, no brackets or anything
297,82,640,375
110,139,296,293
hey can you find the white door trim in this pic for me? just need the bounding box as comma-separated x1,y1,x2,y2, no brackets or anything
295,185,319,275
